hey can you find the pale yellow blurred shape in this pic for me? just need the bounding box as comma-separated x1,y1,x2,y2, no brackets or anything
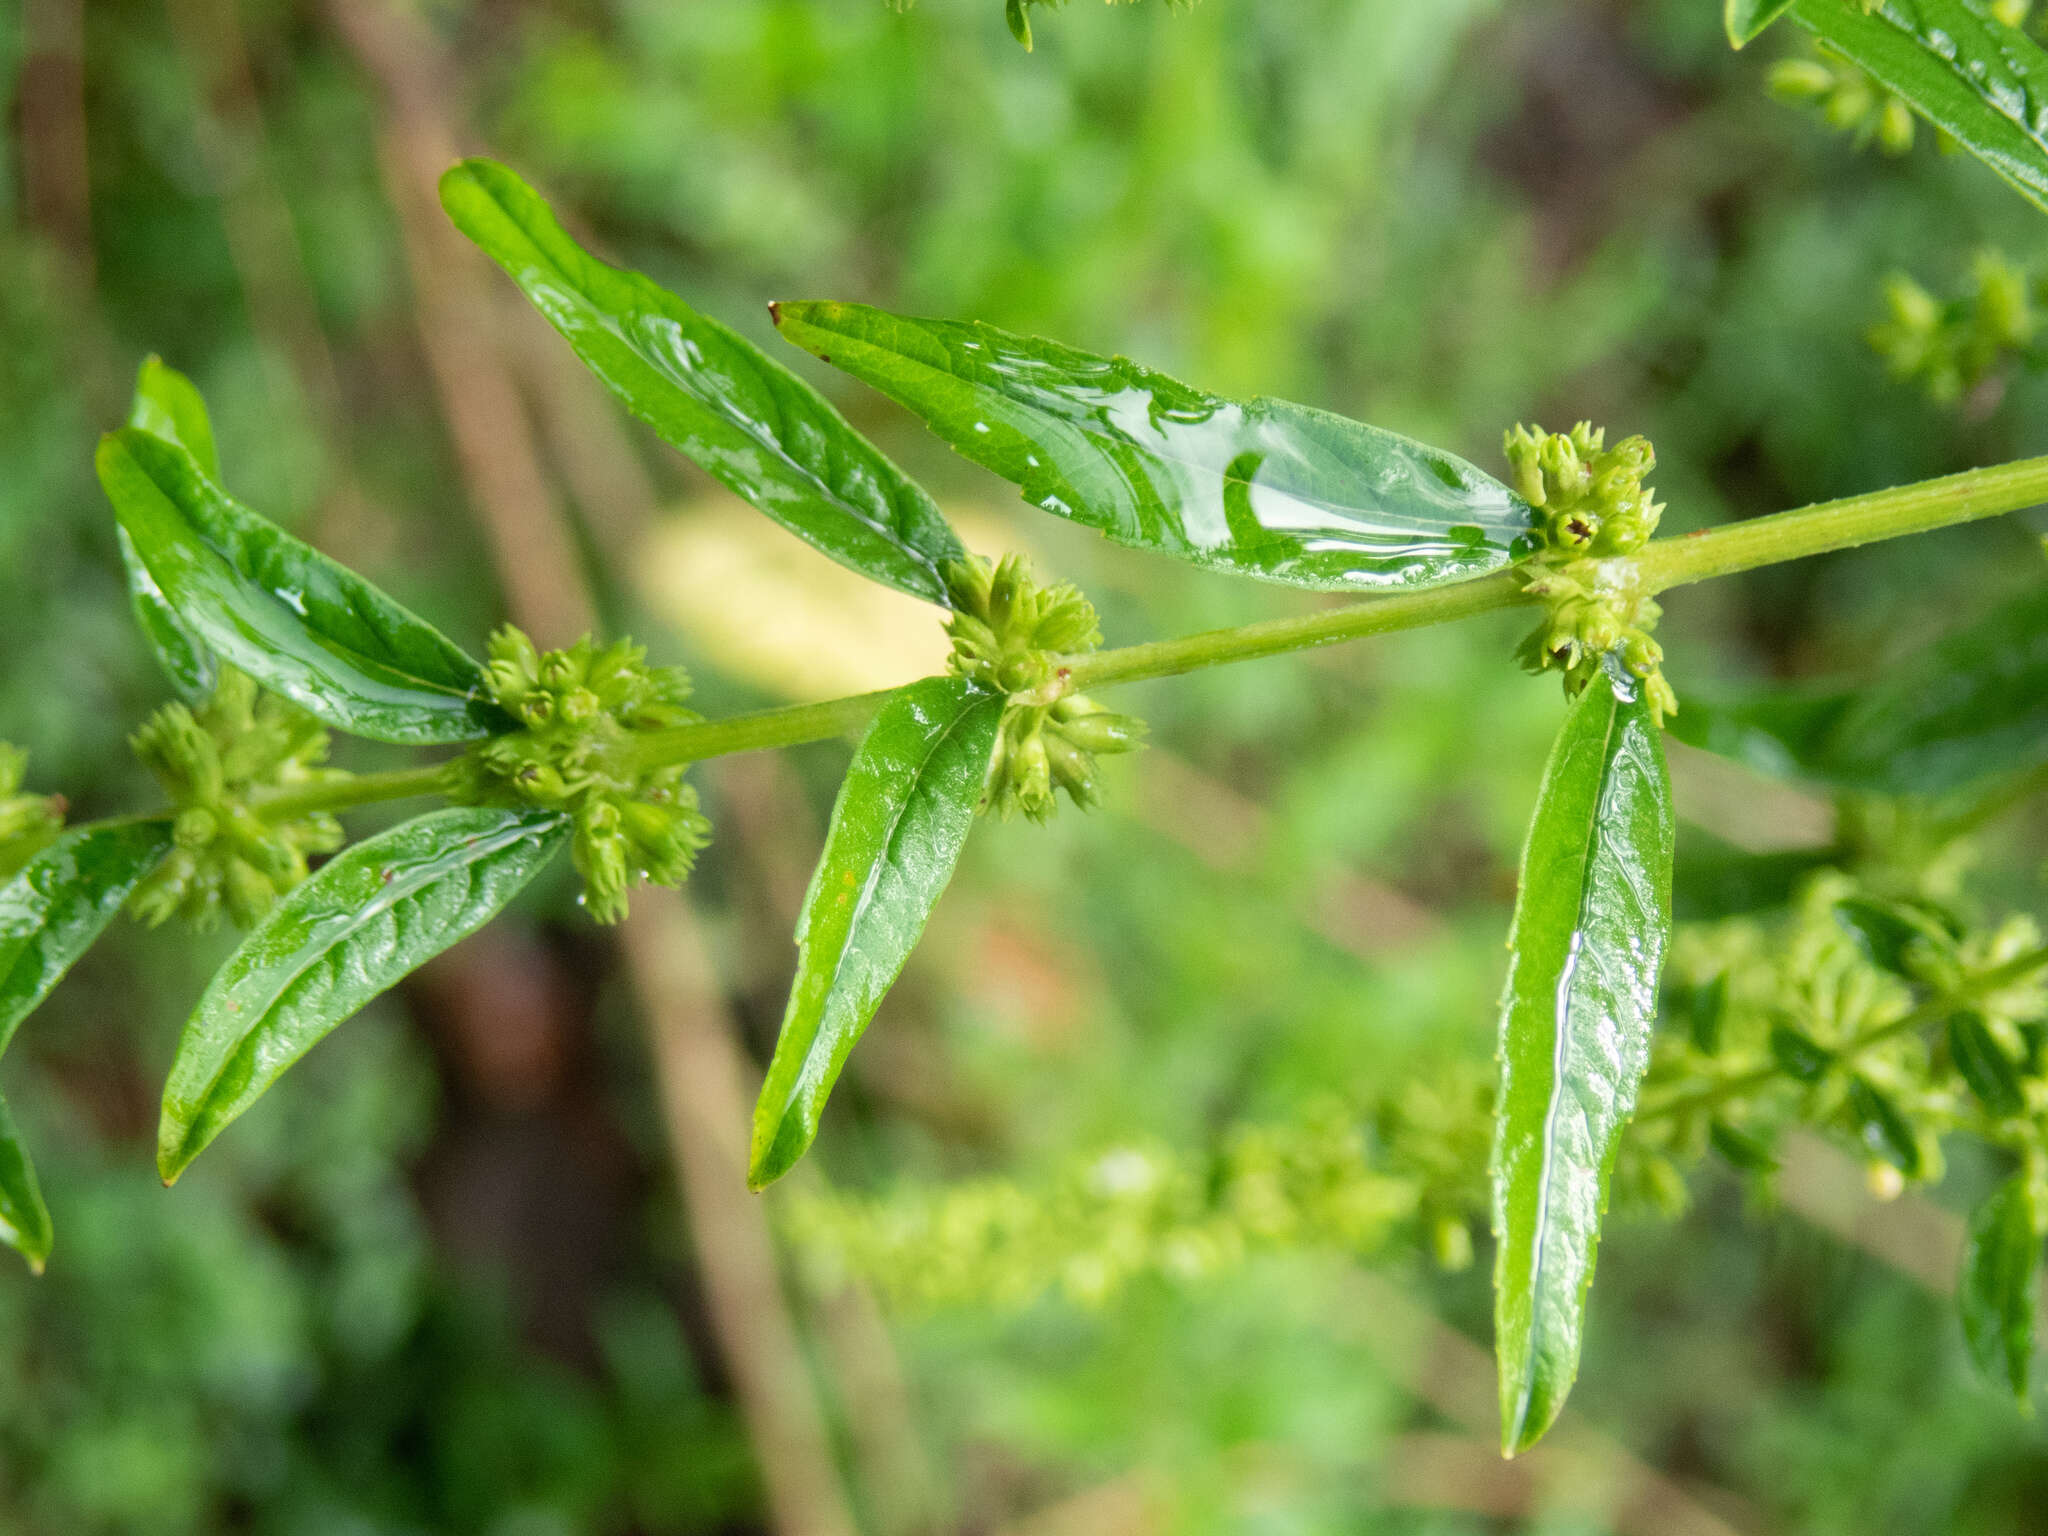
635,494,1034,701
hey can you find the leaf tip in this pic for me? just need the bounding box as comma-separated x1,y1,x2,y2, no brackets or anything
767,300,783,328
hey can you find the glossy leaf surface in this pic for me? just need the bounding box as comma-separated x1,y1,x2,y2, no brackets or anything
1669,583,2048,795
1491,665,1674,1456
158,808,566,1181
0,1093,51,1273
123,358,221,699
750,676,1003,1189
1791,0,2048,215
440,160,964,606
0,821,173,1058
772,301,1537,593
98,429,504,743
1727,0,1796,46
1961,1176,2040,1400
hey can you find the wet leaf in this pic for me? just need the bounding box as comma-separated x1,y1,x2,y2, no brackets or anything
1950,1011,2027,1118
1668,583,2048,795
1492,663,1674,1456
1727,0,1796,46
1791,0,2048,215
772,301,1538,593
0,822,174,1058
750,676,1004,1189
0,1093,51,1273
441,160,964,607
123,357,221,699
157,808,566,1181
1961,1176,2040,1401
98,429,505,744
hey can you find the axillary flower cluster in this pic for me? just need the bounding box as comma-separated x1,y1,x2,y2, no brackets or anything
445,628,711,923
128,670,348,929
942,555,1145,821
0,745,66,882
1504,421,1677,723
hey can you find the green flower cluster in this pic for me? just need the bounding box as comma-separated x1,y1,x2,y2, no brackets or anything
128,670,347,930
785,1101,1415,1312
1869,251,2039,405
446,627,710,924
1768,48,1917,155
943,555,1145,821
0,744,66,882
1503,422,1677,722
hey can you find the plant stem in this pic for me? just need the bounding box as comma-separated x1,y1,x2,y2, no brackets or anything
237,451,2048,822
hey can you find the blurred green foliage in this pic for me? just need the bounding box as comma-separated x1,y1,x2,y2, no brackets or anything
7,0,2048,1530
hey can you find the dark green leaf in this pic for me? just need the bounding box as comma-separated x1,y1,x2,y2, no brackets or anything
123,358,222,699
750,676,1004,1189
1709,1118,1780,1172
1770,1023,1836,1082
1491,664,1674,1456
157,807,566,1181
1961,1176,2040,1401
1833,895,1952,978
1790,0,2048,216
439,160,964,607
1847,1074,1922,1175
1669,584,2048,795
98,429,505,744
1950,1011,2027,1118
772,301,1538,593
0,821,174,1058
1727,0,1796,46
0,1092,51,1273
1673,824,1833,922
1689,973,1730,1056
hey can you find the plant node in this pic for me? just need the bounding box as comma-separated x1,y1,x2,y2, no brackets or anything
446,627,711,923
1503,423,1677,723
944,554,1146,821
128,670,348,929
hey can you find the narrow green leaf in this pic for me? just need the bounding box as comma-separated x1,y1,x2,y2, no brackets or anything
1688,973,1729,1056
0,1092,51,1273
1672,825,1834,922
1791,0,2048,216
1833,895,1952,978
439,160,964,607
1727,0,1797,46
750,676,1004,1189
123,358,222,699
1951,1011,2027,1118
1847,1074,1922,1175
1961,1176,2040,1401
1669,584,2048,795
1710,1118,1780,1172
157,807,566,1181
772,301,1538,593
97,429,506,744
1770,1023,1836,1082
0,821,174,1058
1492,663,1675,1456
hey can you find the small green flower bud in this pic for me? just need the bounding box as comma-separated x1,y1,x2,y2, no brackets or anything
1503,425,1547,506
558,688,602,726
987,557,1026,634
573,828,631,925
1045,735,1100,809
0,744,24,798
1538,433,1589,504
1882,272,1942,335
1568,421,1604,458
1055,711,1146,755
1431,1214,1474,1273
1548,507,1600,551
1876,96,1915,156
173,806,219,850
513,763,570,804
1768,58,1837,102
1014,734,1053,821
223,856,278,929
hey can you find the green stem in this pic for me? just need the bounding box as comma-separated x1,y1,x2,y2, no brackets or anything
227,452,2048,822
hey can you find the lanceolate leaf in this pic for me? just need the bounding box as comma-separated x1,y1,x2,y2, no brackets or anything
1727,0,1796,47
0,1092,51,1273
98,429,506,744
123,358,222,699
0,821,174,1058
439,160,965,607
1960,1176,2041,1401
157,808,567,1182
1492,663,1674,1456
772,301,1538,593
1950,1012,2026,1118
750,676,1004,1189
1790,0,2048,216
1669,583,2048,796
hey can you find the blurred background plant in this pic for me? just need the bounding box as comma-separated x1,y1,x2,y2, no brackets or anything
5,0,2048,1531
